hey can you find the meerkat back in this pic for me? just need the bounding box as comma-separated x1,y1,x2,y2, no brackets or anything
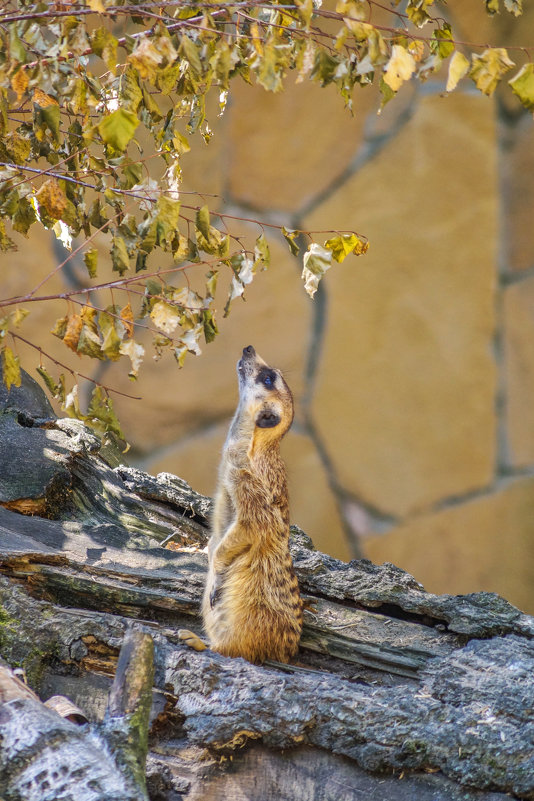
202,345,303,663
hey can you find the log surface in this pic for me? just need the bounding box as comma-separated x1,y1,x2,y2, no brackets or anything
0,371,533,801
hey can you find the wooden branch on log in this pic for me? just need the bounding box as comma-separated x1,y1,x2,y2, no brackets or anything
0,629,154,801
0,371,533,801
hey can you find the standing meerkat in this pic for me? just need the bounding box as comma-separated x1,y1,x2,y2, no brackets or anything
179,345,303,663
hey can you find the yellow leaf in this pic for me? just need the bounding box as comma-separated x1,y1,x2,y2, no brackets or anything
32,88,59,108
11,68,28,103
63,314,83,353
120,302,135,338
470,48,515,96
12,308,29,327
446,51,470,92
383,45,416,91
36,178,67,219
2,346,21,390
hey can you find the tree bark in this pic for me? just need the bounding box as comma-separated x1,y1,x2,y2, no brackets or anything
0,371,533,800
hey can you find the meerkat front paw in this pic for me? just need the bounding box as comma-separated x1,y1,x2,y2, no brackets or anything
178,630,208,652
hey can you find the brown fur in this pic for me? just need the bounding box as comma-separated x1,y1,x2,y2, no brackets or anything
202,346,302,663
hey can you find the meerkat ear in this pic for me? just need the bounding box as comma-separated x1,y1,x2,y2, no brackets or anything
256,410,281,428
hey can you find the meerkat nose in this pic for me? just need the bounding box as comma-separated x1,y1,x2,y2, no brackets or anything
243,345,255,357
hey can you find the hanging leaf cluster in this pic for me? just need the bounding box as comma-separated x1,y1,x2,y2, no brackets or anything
0,0,529,436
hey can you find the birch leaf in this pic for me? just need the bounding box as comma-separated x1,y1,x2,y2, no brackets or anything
302,243,333,298
383,45,416,91
446,51,470,92
2,346,21,390
120,339,145,378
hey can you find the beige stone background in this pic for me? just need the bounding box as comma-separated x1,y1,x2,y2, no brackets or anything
4,4,534,613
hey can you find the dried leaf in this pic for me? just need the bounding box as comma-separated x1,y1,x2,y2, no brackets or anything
120,339,144,377
446,51,470,92
62,313,83,353
33,88,59,108
36,179,67,219
151,300,180,334
470,48,515,96
11,69,28,103
111,235,130,275
383,45,416,91
301,243,333,298
120,302,135,338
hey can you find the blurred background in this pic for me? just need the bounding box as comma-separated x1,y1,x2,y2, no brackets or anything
6,3,534,613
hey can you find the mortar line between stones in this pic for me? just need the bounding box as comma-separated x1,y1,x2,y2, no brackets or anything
131,413,230,471
297,86,421,222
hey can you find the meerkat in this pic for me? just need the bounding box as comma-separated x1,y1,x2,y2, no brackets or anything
179,345,303,663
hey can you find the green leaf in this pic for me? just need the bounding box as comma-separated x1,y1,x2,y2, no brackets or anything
405,0,435,27
121,161,143,189
0,220,16,252
2,346,21,390
203,309,218,343
508,63,534,111
431,25,454,59
485,0,500,12
99,309,122,360
111,235,130,274
312,50,339,86
470,48,515,96
301,243,333,298
82,248,97,278
98,108,139,152
37,366,61,397
257,44,284,92
91,26,118,73
141,86,163,121
9,27,27,64
280,228,300,256
206,270,218,299
38,104,61,145
379,76,395,109
120,67,143,112
12,197,36,236
77,323,105,359
195,205,211,240
180,35,202,77
156,195,181,247
86,385,124,440
172,132,191,155
254,233,270,269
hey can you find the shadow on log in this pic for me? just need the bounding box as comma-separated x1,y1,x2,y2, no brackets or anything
0,371,533,801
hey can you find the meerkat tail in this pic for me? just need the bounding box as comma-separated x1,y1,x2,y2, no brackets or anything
178,629,208,652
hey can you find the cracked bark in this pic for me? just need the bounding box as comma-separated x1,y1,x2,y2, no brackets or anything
0,371,532,801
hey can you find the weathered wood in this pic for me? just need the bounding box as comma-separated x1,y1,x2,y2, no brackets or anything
0,637,153,801
0,370,533,801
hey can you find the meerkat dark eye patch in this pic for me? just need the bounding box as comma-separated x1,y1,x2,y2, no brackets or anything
256,410,280,428
256,368,276,389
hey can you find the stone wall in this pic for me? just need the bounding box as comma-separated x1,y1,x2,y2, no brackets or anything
4,6,534,612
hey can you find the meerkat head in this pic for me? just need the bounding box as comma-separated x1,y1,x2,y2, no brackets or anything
236,345,294,441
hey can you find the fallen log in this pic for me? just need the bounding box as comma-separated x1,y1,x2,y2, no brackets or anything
0,371,532,800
